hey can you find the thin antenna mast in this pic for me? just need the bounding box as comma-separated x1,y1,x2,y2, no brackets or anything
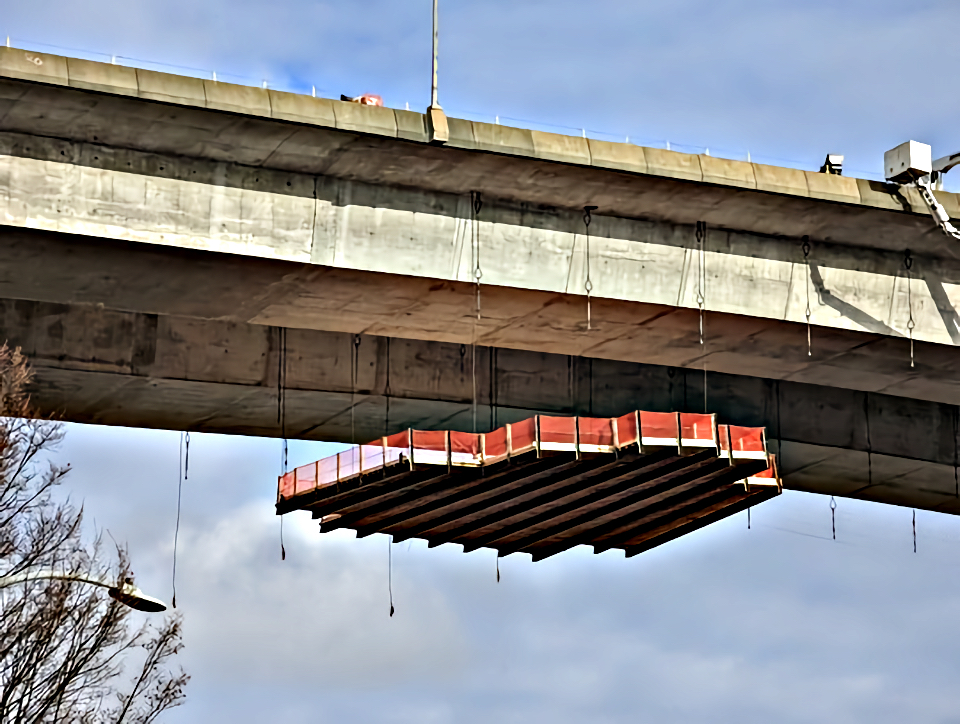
431,0,440,110
426,0,449,143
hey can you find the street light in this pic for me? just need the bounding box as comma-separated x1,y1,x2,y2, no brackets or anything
0,570,167,613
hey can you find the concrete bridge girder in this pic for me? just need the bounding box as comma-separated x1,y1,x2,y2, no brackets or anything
4,296,959,515
0,47,959,515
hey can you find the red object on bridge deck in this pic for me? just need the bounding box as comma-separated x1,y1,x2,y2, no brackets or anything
277,411,780,560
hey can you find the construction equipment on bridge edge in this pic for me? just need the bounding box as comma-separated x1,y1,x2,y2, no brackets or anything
276,411,780,561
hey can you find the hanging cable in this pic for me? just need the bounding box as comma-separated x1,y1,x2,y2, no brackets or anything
388,535,395,617
912,509,917,553
747,506,751,530
583,206,597,330
829,495,837,540
696,222,708,412
496,551,500,583
171,431,188,609
471,192,483,434
278,327,287,561
802,237,812,357
351,334,361,443
696,222,706,345
904,249,915,368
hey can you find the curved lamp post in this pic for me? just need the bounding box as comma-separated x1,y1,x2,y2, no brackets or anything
0,571,167,613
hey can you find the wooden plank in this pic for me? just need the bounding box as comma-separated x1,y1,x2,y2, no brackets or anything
349,453,589,539
461,451,720,554
623,488,779,557
421,449,677,548
509,462,759,558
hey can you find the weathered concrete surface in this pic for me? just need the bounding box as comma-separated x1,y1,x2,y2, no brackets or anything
5,297,958,514
1,129,956,346
0,47,958,515
1,46,959,259
0,227,957,408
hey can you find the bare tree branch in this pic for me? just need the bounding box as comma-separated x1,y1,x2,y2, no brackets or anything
0,345,189,722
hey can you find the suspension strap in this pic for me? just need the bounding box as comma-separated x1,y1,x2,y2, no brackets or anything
583,206,597,330
802,237,812,357
904,250,915,368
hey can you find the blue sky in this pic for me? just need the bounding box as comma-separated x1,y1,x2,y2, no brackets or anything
6,2,960,722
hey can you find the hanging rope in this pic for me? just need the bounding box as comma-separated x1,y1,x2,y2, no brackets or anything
278,327,287,561
388,535,395,617
471,192,483,433
351,334,361,443
172,431,189,608
583,206,597,330
696,222,706,345
912,509,917,553
384,337,392,437
829,495,837,540
696,222,708,412
904,250,915,368
747,506,751,530
802,237,812,357
496,552,500,583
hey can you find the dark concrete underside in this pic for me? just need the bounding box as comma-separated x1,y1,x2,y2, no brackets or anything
4,294,959,515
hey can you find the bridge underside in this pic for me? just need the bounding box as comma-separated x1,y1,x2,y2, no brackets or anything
1,49,959,517
3,254,958,514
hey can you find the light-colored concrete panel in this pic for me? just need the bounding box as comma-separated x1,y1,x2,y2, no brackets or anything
531,130,591,165
203,80,271,116
700,156,757,189
804,171,860,204
394,109,427,142
446,117,476,150
333,100,397,137
66,58,138,96
136,68,205,104
588,139,646,174
268,90,336,127
472,122,535,157
0,47,68,86
643,148,702,182
753,163,809,196
856,178,907,212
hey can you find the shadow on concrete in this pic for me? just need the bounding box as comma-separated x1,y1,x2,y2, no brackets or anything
923,272,960,345
809,264,902,337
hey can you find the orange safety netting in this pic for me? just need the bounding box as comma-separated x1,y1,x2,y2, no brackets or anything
278,411,777,503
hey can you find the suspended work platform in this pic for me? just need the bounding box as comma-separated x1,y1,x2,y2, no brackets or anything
276,412,780,560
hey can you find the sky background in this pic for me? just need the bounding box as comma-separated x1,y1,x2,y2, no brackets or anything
5,1,960,721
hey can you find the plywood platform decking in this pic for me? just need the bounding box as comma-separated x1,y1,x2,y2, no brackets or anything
277,412,780,560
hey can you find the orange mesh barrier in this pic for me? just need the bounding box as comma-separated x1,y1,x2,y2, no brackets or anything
361,445,383,472
616,412,639,447
294,462,318,496
539,416,577,446
278,411,777,501
451,431,481,465
579,417,614,448
451,431,480,455
339,447,360,479
680,413,715,445
511,419,537,454
728,426,765,453
640,411,679,442
412,430,447,451
279,471,296,499
484,427,508,459
318,455,339,487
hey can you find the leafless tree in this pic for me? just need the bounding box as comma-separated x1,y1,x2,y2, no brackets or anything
0,345,188,722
